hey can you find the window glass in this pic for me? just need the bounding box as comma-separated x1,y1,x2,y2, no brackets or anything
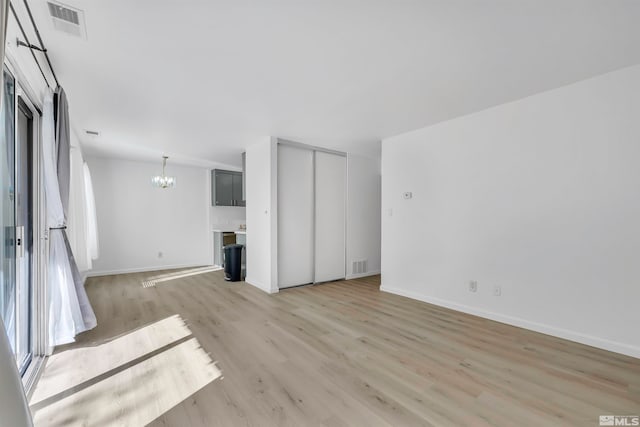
0,69,17,353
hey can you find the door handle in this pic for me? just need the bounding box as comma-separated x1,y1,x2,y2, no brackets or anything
16,225,24,258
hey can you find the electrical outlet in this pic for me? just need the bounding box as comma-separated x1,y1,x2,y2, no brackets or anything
493,285,501,296
403,192,413,199
469,281,478,292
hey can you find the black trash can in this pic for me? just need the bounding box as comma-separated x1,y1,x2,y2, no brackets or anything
223,244,243,282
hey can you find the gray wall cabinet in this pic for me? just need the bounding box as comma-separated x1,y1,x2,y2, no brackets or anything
212,169,245,206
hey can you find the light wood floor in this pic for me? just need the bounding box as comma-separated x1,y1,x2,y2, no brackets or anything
31,268,640,426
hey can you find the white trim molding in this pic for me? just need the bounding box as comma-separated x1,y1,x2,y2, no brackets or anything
86,263,212,278
346,270,381,280
245,277,279,294
380,285,640,359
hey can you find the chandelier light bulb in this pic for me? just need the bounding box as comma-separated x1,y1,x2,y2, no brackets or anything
151,156,176,189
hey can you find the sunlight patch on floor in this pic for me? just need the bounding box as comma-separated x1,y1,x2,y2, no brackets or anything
141,266,223,288
30,315,222,426
31,315,191,404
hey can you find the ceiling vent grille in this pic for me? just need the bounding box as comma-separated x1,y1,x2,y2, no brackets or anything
47,1,87,39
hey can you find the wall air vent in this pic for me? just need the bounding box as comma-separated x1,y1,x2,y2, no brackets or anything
352,260,368,275
47,1,87,39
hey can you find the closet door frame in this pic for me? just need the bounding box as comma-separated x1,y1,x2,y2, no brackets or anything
276,140,347,288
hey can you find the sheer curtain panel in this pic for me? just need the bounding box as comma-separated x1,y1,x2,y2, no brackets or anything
68,145,90,272
83,162,99,261
67,144,99,272
43,88,96,347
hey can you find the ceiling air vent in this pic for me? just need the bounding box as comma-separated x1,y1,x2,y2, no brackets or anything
47,1,87,39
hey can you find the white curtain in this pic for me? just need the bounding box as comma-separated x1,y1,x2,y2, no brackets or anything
43,90,96,347
67,145,99,272
68,146,90,271
84,162,99,261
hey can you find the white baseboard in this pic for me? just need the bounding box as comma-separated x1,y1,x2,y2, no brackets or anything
86,263,212,278
247,271,381,293
380,285,640,359
245,277,279,294
346,270,381,280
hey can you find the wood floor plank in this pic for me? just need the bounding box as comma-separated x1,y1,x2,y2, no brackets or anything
30,268,640,426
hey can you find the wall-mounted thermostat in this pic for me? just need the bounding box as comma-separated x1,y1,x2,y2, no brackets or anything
403,192,413,199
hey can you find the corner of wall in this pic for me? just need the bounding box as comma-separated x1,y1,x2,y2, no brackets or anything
245,277,279,294
269,138,279,292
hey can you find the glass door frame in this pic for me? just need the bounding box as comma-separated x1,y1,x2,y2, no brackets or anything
3,59,48,396
15,91,35,374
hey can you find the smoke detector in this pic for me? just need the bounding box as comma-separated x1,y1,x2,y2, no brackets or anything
47,1,87,39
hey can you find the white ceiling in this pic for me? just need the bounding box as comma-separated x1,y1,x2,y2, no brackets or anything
31,0,640,168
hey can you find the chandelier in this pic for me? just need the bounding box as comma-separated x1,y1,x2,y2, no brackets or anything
151,156,176,188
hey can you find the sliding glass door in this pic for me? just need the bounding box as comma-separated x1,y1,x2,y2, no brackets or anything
1,68,17,360
1,66,36,374
16,97,35,372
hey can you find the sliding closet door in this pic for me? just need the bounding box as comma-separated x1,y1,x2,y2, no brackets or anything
314,152,346,283
277,145,314,288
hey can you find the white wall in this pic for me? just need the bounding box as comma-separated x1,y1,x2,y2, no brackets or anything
210,206,245,231
4,10,52,111
245,137,278,293
381,64,640,358
86,156,211,275
347,154,381,278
